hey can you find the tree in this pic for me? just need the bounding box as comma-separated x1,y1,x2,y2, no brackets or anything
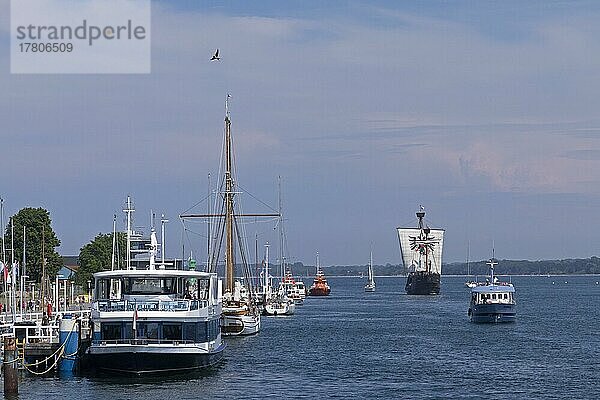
2,207,62,283
76,232,127,286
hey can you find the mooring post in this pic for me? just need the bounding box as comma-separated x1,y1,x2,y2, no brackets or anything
3,336,18,395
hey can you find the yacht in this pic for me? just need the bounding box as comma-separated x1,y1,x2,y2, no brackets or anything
364,250,376,292
83,200,225,374
468,257,516,323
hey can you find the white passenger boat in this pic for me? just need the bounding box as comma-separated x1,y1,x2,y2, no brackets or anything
83,199,225,374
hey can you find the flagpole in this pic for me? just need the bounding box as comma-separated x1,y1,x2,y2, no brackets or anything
10,218,15,319
1,198,6,316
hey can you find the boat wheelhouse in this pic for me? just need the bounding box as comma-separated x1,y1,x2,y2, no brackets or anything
468,258,516,323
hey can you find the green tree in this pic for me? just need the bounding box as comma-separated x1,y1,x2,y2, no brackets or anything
3,207,62,283
76,232,127,286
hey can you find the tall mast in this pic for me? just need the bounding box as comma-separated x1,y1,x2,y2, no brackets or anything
10,218,14,316
123,196,134,270
225,94,235,293
369,249,373,281
207,172,211,270
41,227,45,316
22,224,26,278
278,176,284,279
264,242,270,295
416,208,427,272
0,198,5,266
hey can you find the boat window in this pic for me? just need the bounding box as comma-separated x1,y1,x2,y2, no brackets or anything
96,279,110,300
163,323,182,341
183,323,195,342
207,319,219,341
492,294,496,300
101,323,122,341
122,278,177,295
197,278,209,300
138,322,159,340
123,323,134,339
197,322,208,342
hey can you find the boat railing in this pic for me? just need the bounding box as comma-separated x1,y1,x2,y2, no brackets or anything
97,299,208,312
92,338,206,346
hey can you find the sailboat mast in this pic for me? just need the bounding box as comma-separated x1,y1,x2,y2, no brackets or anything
207,172,211,269
264,242,270,293
225,95,235,293
0,198,5,266
278,176,284,279
369,250,373,281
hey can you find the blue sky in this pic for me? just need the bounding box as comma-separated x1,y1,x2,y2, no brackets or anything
2,0,600,266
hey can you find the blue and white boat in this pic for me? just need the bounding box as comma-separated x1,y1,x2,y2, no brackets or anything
467,257,516,323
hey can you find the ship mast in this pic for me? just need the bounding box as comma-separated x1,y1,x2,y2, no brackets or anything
225,94,235,293
124,196,134,270
416,208,429,273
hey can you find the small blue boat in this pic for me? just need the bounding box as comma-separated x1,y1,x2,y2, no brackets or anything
467,257,516,323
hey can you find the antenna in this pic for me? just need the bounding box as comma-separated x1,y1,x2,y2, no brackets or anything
123,196,135,270
161,214,169,266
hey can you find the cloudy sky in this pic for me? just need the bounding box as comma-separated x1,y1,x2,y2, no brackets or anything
1,0,600,266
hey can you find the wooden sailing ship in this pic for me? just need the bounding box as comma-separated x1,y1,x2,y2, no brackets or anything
181,95,279,335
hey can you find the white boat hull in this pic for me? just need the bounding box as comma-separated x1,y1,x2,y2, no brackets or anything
221,313,261,336
264,300,295,316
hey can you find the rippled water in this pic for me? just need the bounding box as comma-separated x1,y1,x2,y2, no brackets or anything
9,276,600,399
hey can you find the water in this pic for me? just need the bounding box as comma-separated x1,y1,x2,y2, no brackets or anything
8,276,600,399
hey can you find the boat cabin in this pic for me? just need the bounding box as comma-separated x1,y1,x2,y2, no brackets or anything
470,284,515,306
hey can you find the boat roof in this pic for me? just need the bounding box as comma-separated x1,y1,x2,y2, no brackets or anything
471,283,515,293
93,269,215,279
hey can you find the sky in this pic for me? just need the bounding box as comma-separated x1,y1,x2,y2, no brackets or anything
2,0,600,266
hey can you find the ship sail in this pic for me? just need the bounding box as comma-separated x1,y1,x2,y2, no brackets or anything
397,228,445,275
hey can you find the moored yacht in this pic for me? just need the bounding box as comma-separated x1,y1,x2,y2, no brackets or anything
84,199,225,374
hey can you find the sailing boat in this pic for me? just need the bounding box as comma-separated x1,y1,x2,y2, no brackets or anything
181,95,278,336
262,242,295,316
397,207,445,295
364,251,376,292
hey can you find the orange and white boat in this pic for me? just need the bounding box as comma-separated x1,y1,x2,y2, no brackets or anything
308,252,331,296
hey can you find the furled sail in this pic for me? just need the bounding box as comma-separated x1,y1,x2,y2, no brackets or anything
397,228,445,274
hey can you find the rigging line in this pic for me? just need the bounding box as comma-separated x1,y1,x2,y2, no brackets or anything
234,215,256,296
180,192,212,216
184,228,209,239
236,184,279,213
209,199,227,273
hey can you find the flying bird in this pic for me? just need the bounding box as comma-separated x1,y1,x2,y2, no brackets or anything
210,49,220,61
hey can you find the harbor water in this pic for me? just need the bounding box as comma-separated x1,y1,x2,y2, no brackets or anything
6,275,599,399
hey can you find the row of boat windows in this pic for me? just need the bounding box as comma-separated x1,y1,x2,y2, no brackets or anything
95,277,211,299
98,320,220,343
473,293,513,302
